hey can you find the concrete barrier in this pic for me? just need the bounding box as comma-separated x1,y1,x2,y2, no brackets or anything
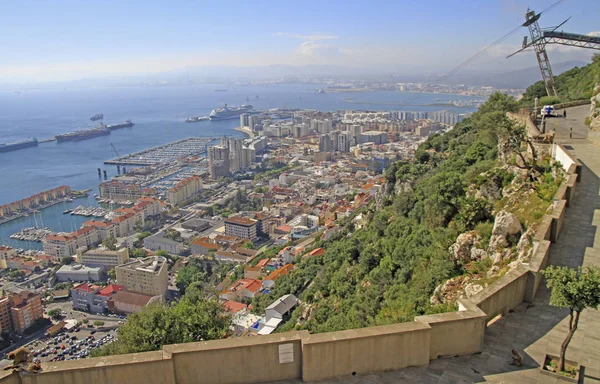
301,323,430,382
524,240,552,302
550,200,567,242
565,174,577,206
553,143,582,178
469,265,529,322
416,298,486,359
534,215,553,242
164,332,306,384
22,351,174,384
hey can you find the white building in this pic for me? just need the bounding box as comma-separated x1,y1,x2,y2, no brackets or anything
115,256,168,296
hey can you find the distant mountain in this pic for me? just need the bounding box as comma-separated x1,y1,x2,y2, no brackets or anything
438,61,589,88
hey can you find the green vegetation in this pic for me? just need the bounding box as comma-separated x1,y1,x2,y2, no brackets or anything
108,268,116,280
60,256,73,265
91,287,230,356
47,308,62,321
102,236,117,251
155,250,169,257
175,258,231,295
251,93,523,332
93,320,105,327
132,249,147,258
542,266,600,374
521,54,600,106
212,190,261,218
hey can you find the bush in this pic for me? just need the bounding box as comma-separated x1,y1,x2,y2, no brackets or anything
539,96,561,106
93,321,105,327
82,319,89,324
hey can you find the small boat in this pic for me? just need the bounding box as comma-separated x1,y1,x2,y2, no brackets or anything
63,209,72,214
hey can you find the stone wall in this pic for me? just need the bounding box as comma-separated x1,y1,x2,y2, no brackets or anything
0,140,583,384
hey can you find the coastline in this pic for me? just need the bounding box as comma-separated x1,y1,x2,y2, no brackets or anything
235,126,255,139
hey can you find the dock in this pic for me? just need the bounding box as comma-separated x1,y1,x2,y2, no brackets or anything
104,137,218,166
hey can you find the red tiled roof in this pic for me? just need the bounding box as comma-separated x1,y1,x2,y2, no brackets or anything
97,284,125,297
223,300,247,314
73,283,100,293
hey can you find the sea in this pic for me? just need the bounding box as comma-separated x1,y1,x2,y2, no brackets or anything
0,83,481,249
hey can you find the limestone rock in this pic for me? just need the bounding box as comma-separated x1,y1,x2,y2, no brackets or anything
489,211,522,250
516,227,535,261
486,265,500,277
449,231,481,265
470,248,487,261
464,283,484,298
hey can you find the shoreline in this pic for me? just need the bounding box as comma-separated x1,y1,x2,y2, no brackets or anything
235,126,255,139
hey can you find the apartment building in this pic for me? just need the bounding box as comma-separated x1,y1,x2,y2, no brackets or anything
71,283,124,313
0,291,44,334
224,217,258,240
77,248,130,269
43,233,78,258
0,246,16,269
115,256,168,296
167,176,202,205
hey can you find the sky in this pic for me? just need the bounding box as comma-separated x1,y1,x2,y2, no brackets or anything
0,0,598,83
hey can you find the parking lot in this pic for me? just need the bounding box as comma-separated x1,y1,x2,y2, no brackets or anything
27,326,118,363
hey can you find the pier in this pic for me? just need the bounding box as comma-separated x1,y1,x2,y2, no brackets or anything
104,137,217,166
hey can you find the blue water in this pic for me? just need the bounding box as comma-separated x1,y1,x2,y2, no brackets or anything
0,84,480,249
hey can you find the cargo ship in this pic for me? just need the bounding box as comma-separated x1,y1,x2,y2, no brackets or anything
55,127,110,142
105,120,134,130
209,104,256,120
0,138,39,153
90,113,104,121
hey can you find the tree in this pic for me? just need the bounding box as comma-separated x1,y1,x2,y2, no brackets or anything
542,266,600,373
108,268,116,281
155,250,169,257
61,256,73,265
132,249,147,258
102,236,117,251
91,287,230,356
93,321,105,327
47,308,62,321
241,240,256,250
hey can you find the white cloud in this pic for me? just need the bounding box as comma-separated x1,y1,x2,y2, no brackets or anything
588,31,600,37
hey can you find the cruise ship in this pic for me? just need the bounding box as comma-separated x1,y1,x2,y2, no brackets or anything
55,127,111,142
209,104,255,120
0,138,39,153
105,120,135,130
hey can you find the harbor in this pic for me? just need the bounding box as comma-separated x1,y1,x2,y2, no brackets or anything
104,137,217,166
10,227,55,242
67,205,111,219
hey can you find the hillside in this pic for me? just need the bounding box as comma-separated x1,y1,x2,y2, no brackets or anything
251,93,564,333
521,54,600,106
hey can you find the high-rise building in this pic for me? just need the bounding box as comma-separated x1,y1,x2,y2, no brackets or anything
77,247,130,269
116,256,168,297
240,113,250,128
0,291,43,334
208,145,230,179
337,131,353,152
318,134,334,152
224,138,244,173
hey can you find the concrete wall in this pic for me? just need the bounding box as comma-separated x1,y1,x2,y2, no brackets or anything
524,240,551,302
302,323,430,382
549,200,567,242
416,298,486,359
469,266,529,322
20,351,174,384
164,332,305,384
553,143,581,174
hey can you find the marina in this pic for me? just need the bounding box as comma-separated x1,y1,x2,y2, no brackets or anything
104,137,217,166
69,205,111,218
10,227,55,242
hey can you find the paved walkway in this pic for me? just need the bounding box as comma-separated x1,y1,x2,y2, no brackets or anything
267,105,600,384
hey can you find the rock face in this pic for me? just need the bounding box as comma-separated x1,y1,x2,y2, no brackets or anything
449,232,485,265
489,210,522,250
590,83,600,131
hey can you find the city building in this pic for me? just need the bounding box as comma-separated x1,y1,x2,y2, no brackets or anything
77,248,130,269
167,175,202,205
190,238,220,255
0,291,44,334
107,290,162,314
115,256,168,296
224,217,258,240
0,246,15,269
143,233,184,255
43,234,78,258
208,145,230,179
219,278,263,302
55,264,105,282
71,283,124,313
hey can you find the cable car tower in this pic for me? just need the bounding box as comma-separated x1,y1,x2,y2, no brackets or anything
508,8,600,97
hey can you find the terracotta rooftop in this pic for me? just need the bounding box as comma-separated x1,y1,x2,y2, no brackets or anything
223,300,247,314
97,284,125,297
225,217,257,226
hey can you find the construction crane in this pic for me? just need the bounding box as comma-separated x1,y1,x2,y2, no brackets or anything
110,143,121,158
508,8,600,97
